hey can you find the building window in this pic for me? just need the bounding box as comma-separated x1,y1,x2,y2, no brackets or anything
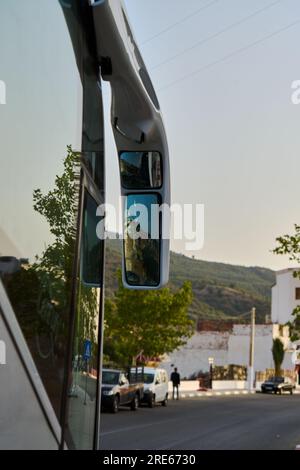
295,288,300,300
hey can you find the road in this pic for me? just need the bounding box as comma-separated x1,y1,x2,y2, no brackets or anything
99,393,300,450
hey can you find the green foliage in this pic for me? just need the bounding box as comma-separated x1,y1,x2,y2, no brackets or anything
272,338,285,377
104,270,194,368
273,224,300,341
273,224,300,262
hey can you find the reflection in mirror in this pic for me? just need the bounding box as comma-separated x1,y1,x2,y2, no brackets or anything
124,194,160,287
120,152,162,189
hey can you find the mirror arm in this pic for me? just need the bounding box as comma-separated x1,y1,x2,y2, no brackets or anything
113,118,144,144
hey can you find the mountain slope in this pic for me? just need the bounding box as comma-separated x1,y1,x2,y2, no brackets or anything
105,239,275,323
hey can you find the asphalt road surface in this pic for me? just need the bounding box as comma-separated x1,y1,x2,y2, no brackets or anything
99,393,300,450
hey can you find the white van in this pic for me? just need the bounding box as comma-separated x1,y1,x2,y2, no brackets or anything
141,367,169,407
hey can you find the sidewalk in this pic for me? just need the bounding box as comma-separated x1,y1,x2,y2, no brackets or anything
178,389,256,398
168,380,300,399
176,388,300,399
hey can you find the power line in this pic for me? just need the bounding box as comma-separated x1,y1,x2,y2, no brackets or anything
159,18,300,93
141,0,220,45
151,0,282,71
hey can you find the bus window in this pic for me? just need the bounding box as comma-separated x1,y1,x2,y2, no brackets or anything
67,191,103,449
0,1,82,423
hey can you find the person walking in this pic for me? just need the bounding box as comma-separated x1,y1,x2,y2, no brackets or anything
170,367,180,400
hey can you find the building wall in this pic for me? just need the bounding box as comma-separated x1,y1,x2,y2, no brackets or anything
271,269,300,324
228,325,274,372
160,331,229,379
161,324,294,379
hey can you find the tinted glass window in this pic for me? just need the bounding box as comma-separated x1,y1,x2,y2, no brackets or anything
144,373,155,384
81,191,102,286
102,371,119,385
67,235,102,450
0,1,82,421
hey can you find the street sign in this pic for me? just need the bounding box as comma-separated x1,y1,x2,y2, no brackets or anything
83,340,92,361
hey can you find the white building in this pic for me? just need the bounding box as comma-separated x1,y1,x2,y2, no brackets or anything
271,268,300,324
161,269,300,383
161,323,293,379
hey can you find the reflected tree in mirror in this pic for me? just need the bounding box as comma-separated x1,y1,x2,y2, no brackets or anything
120,151,162,189
124,194,160,287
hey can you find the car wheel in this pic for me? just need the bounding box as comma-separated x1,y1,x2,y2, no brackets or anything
131,394,139,411
111,395,119,414
148,394,155,408
161,394,168,407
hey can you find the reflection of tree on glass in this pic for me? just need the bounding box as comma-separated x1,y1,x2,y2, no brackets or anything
2,146,81,418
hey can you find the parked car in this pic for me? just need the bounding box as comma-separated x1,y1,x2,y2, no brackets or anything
261,376,295,395
101,369,144,413
139,367,169,407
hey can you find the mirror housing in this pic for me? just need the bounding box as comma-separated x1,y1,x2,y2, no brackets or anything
91,0,170,289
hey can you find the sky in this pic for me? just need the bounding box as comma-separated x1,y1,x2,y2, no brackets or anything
103,0,300,270
1,0,300,271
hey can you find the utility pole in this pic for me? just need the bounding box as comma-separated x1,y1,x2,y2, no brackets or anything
248,307,256,391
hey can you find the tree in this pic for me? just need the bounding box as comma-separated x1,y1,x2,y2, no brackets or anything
272,338,285,377
104,270,194,368
273,224,300,341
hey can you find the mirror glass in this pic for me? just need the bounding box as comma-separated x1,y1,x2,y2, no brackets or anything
120,151,162,189
124,194,160,287
80,191,102,286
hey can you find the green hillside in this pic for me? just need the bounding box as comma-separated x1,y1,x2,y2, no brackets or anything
105,239,275,324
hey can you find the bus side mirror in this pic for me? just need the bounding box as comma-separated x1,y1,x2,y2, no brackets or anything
91,1,170,289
